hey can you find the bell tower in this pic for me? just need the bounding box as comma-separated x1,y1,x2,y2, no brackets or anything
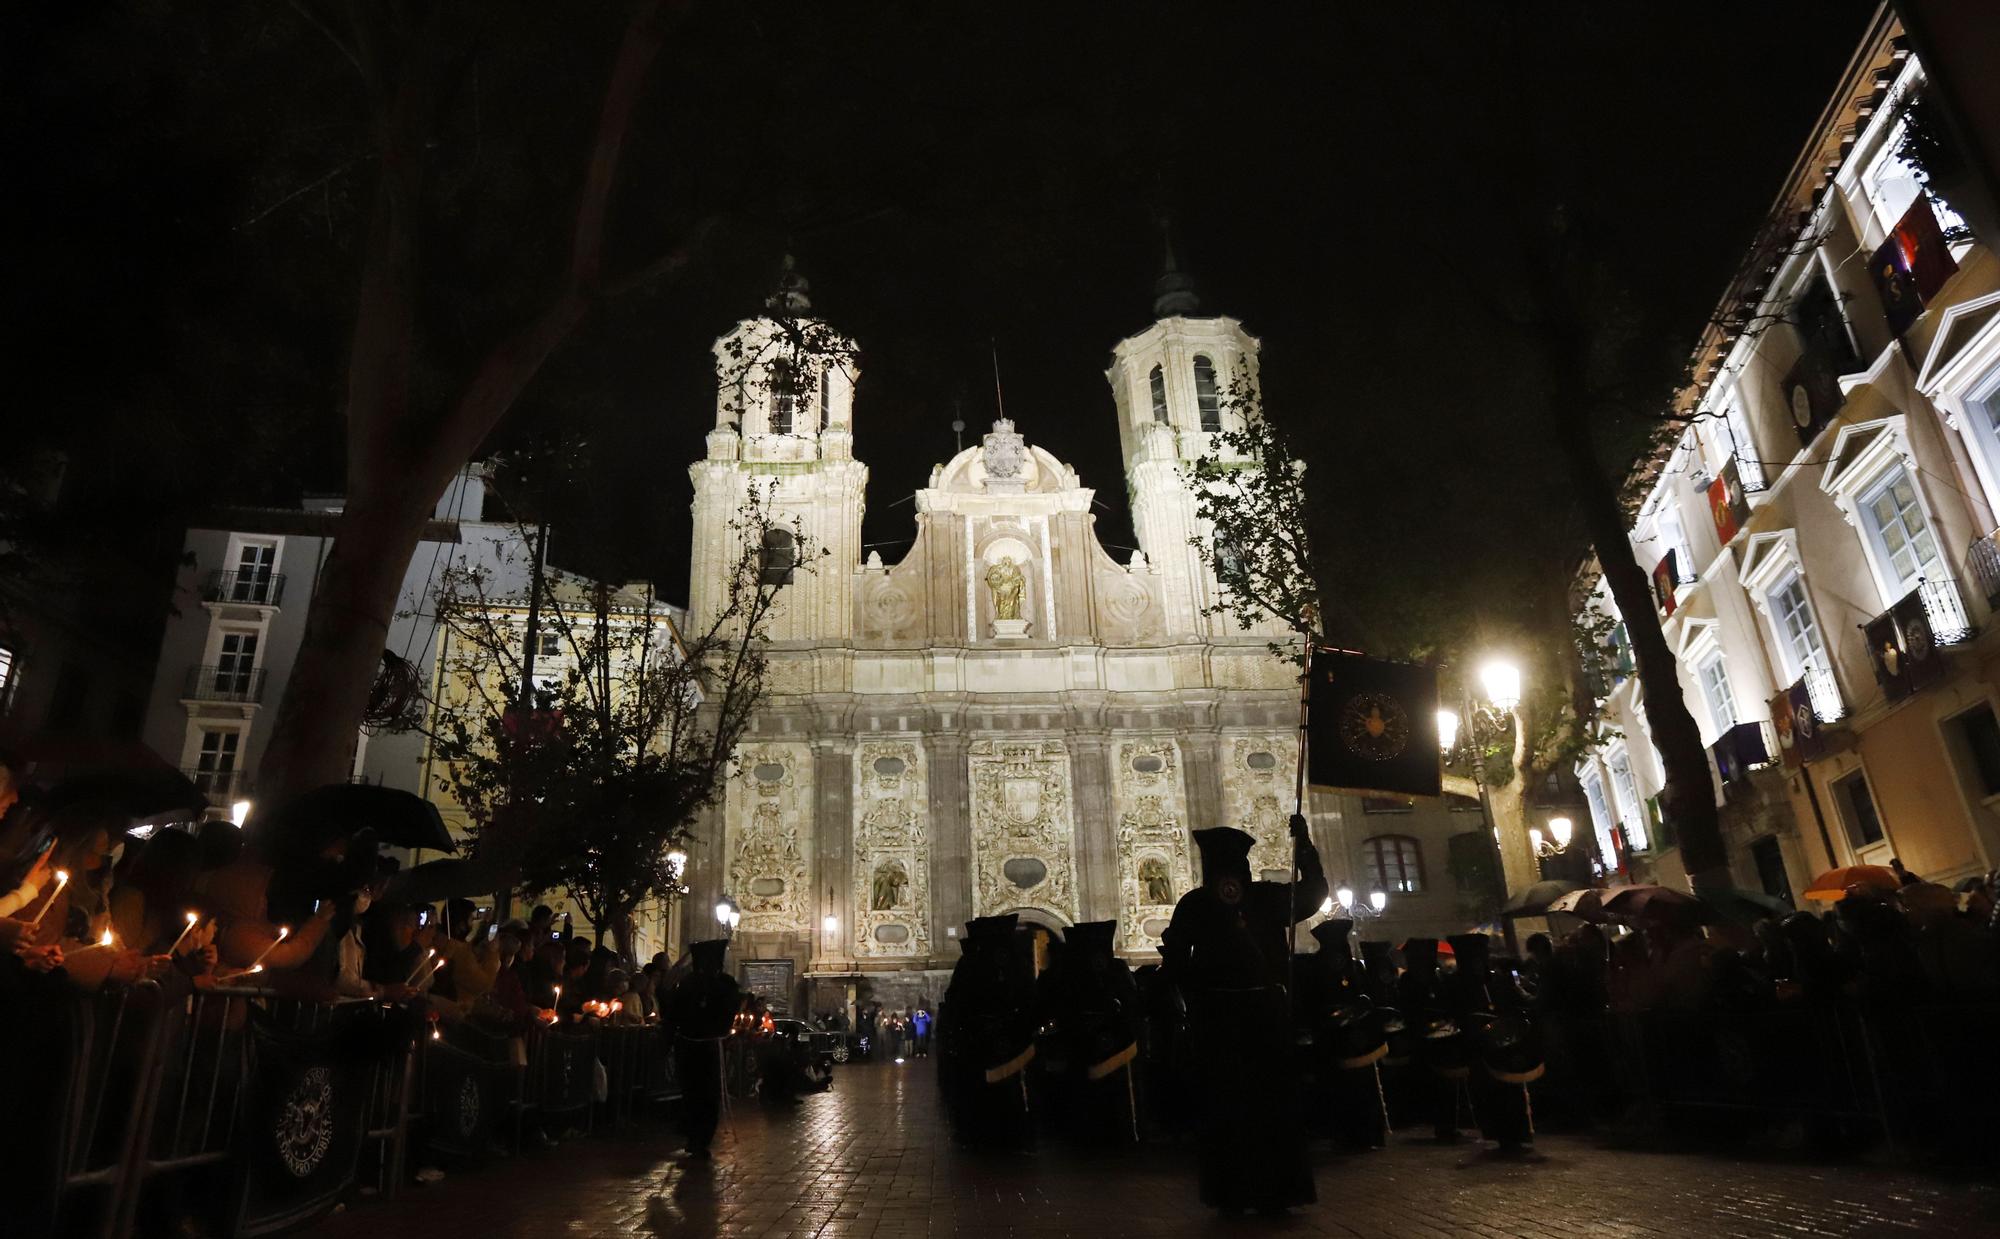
688,258,866,640
1104,238,1262,638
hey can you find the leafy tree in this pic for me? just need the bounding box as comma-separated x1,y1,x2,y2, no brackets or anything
424,491,810,959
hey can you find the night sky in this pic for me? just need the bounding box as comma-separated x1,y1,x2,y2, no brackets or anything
8,3,1877,644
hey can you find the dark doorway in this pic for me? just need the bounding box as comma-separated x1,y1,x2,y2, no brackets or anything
1751,836,1794,908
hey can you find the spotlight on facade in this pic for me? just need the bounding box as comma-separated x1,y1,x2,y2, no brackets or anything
822,914,839,933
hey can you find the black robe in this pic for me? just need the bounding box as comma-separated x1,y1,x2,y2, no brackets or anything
1162,840,1325,1211
666,970,741,1154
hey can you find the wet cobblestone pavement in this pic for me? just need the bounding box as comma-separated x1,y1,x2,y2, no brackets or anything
309,1063,1999,1238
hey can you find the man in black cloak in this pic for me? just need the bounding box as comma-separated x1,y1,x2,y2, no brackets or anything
1039,919,1142,1143
664,938,739,1159
1305,918,1390,1149
940,913,1037,1146
1162,816,1325,1213
1448,932,1541,1155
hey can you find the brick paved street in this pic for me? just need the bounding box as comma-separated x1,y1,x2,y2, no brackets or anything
309,1063,1999,1239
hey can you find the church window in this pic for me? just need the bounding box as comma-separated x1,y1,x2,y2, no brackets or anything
1362,835,1424,894
1193,355,1220,431
759,527,797,586
769,359,796,435
1148,365,1168,423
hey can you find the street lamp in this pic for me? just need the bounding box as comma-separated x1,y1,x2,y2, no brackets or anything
1436,709,1459,753
1479,660,1521,712
1530,816,1575,859
1322,885,1389,920
1368,890,1387,912
822,914,839,934
231,800,253,827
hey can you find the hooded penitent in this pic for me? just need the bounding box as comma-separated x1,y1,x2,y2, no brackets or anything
1191,827,1254,885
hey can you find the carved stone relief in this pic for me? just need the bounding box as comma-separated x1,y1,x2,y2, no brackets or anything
726,744,813,932
1220,735,1299,879
967,738,1078,923
852,740,931,959
1111,738,1195,955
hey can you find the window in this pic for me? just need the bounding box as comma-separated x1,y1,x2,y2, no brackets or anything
1947,703,2000,799
529,630,560,659
1698,653,1737,732
1362,835,1424,894
1793,271,1859,375
193,729,241,797
1830,768,1885,849
1148,365,1168,423
1658,506,1694,582
1723,401,1765,491
1607,753,1649,851
1767,573,1825,680
768,359,796,435
215,632,259,695
231,541,277,603
1858,466,1944,597
1860,117,1967,239
1582,771,1619,866
1193,355,1220,432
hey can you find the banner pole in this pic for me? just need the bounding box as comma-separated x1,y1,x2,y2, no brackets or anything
1288,646,1312,992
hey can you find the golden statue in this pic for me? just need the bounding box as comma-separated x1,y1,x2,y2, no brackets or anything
985,556,1025,621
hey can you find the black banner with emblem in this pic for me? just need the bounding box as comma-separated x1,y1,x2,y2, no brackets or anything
232,1005,388,1236
1305,650,1441,798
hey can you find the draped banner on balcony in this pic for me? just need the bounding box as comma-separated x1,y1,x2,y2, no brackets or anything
1781,351,1843,450
1895,588,1946,694
1770,680,1828,770
1651,549,1679,617
1708,460,1751,547
1305,649,1441,798
1869,193,1959,338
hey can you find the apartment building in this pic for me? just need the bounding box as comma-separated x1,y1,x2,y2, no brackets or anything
1578,10,2000,901
139,466,531,811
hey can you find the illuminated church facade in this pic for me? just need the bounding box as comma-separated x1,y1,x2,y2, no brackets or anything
678,263,1324,1008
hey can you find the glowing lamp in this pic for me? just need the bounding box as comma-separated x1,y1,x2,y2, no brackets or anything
1368,890,1387,912
1318,896,1335,916
1531,828,1546,854
1549,816,1574,849
231,800,253,826
715,901,733,925
822,914,839,933
1479,660,1522,712
1436,709,1460,752
1335,886,1355,909
666,848,687,871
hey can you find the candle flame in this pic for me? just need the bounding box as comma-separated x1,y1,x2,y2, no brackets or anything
99,929,114,947
186,911,199,924
250,964,264,973
277,926,290,939
54,870,69,885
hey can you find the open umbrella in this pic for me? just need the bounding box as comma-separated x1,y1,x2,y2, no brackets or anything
1599,884,1710,925
1546,888,1609,922
264,784,456,854
1500,879,1580,918
1801,865,1898,902
1694,887,1793,924
38,767,208,822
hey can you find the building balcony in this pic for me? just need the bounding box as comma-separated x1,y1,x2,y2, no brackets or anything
183,664,266,704
184,765,247,801
1916,577,1976,646
1968,529,2000,610
203,570,286,607
1799,658,1845,724
1711,720,1773,789
1864,578,1973,705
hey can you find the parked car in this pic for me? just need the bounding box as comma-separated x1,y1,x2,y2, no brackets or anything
767,1018,835,1092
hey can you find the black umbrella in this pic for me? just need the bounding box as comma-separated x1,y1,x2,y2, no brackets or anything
39,767,208,821
1500,878,1580,918
265,784,456,854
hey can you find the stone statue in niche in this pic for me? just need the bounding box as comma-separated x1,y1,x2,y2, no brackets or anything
1139,857,1174,906
871,860,908,910
985,556,1026,621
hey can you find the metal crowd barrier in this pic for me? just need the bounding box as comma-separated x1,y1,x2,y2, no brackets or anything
37,981,685,1239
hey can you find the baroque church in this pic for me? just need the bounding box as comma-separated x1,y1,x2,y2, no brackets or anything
679,261,1302,1011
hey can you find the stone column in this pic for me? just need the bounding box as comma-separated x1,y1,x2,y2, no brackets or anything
925,725,971,963
1066,699,1118,924
1181,690,1227,834
811,732,854,971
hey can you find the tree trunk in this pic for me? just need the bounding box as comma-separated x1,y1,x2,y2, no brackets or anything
1551,420,1729,889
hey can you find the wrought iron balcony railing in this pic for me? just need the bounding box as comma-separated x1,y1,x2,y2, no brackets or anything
1799,657,1845,724
203,570,286,607
1916,576,1975,646
1968,529,2000,610
183,664,266,704
1864,578,1974,705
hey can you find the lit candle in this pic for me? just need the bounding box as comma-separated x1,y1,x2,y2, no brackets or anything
405,947,437,986
72,928,118,956
244,925,290,972
167,911,200,955
26,870,70,929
